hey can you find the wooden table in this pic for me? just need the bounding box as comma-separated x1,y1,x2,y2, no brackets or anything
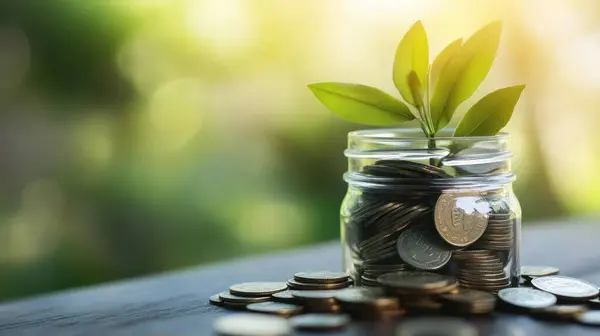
1,219,599,336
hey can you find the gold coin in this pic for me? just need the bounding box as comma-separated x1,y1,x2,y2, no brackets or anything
435,192,490,247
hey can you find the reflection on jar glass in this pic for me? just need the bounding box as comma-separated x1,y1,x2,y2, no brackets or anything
341,129,522,293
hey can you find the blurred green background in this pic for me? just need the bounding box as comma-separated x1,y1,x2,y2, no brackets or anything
0,0,599,302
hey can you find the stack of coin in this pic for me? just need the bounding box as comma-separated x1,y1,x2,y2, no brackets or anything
473,199,513,251
439,288,497,314
211,282,288,310
287,271,352,290
334,287,404,319
452,250,510,293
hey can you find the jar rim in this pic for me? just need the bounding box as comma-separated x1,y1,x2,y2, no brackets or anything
348,128,510,142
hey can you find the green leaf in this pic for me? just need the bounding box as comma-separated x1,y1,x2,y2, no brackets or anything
454,85,525,137
431,21,502,131
308,82,415,126
393,21,429,106
429,38,462,90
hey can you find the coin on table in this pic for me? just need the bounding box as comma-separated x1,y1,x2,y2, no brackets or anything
229,282,288,297
291,290,341,305
272,290,296,304
588,298,600,307
498,288,557,309
531,276,600,301
293,271,349,284
213,313,291,336
434,192,490,247
209,294,225,307
290,314,350,331
440,288,497,305
395,317,478,336
396,228,452,270
335,287,399,310
520,266,560,279
378,271,455,293
533,305,587,320
247,302,303,317
219,292,271,304
287,278,352,290
575,310,600,326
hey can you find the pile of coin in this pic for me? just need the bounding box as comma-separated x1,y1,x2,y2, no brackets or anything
345,159,518,293
212,267,600,334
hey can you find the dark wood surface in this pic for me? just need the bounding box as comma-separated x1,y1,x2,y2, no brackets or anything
1,219,600,336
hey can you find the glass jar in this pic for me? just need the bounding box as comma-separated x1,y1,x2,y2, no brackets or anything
341,129,521,293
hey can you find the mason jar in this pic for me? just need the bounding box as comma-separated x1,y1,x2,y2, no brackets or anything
341,129,521,293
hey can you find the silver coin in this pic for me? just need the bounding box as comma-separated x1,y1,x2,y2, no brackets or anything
219,292,271,304
498,288,557,309
396,317,478,336
521,266,560,278
576,311,600,326
293,271,349,284
396,227,452,270
531,276,600,301
247,302,303,316
213,313,291,336
290,313,350,331
229,282,288,297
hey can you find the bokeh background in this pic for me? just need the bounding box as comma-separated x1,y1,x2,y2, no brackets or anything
0,0,599,302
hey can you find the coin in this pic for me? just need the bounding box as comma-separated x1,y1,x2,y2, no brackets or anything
272,290,296,304
531,276,600,301
434,192,490,247
335,287,399,310
293,271,349,284
498,288,557,309
396,317,478,336
589,298,600,307
440,288,496,305
291,290,341,305
521,266,560,279
287,278,352,290
533,305,587,320
209,294,225,307
290,314,350,331
219,292,272,304
396,227,452,270
213,313,291,336
378,271,455,294
247,302,303,317
575,311,600,326
229,282,288,297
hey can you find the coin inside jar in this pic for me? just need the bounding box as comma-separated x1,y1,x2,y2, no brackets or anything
396,227,452,270
434,192,490,247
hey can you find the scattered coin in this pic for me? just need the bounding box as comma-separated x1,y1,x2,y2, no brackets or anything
498,288,557,309
575,310,600,326
531,276,600,301
247,302,303,317
378,271,456,294
396,228,452,270
291,290,340,305
588,298,600,308
435,192,489,247
396,317,478,336
272,290,296,304
290,314,350,331
533,305,587,320
439,288,496,314
287,278,352,290
213,313,291,336
293,271,349,284
219,292,271,304
209,294,225,307
229,282,288,297
521,266,560,279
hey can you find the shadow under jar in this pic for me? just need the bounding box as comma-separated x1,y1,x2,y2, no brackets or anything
341,129,522,293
